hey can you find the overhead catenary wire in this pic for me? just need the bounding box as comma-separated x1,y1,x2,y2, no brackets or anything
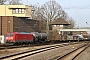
68,0,85,27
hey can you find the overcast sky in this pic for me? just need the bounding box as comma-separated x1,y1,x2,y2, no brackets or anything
22,0,90,28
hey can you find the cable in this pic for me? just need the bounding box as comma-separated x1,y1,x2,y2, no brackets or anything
68,0,85,27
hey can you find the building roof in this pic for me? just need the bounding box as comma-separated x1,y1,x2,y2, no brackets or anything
50,18,70,25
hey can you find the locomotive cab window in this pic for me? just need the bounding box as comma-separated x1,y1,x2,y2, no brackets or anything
6,33,14,36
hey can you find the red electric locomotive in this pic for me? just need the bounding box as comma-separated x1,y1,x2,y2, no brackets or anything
6,32,34,44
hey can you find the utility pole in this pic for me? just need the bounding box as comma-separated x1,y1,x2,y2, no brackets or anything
46,19,49,39
78,23,79,29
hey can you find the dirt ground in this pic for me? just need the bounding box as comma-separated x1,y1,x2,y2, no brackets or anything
75,46,90,60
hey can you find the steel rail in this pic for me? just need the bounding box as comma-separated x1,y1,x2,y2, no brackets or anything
56,44,89,60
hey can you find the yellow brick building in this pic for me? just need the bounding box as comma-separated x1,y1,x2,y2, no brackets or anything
0,5,32,18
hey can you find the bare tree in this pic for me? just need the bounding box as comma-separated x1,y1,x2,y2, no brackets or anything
30,4,47,32
40,0,65,22
31,4,41,20
68,17,75,28
30,1,68,21
32,0,68,34
0,0,7,5
8,0,22,5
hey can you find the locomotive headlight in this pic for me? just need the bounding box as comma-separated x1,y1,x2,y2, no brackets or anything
6,37,8,39
11,37,13,39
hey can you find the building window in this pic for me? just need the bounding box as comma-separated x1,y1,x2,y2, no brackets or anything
53,25,56,27
16,9,18,13
12,9,16,13
22,9,24,13
57,25,60,27
12,9,25,14
19,9,22,13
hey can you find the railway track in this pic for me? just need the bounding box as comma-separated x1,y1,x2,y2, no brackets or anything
0,44,34,50
0,42,81,60
0,44,64,60
50,44,90,60
0,42,79,50
0,42,53,50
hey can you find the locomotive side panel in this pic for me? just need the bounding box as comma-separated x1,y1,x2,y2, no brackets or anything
15,34,34,42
